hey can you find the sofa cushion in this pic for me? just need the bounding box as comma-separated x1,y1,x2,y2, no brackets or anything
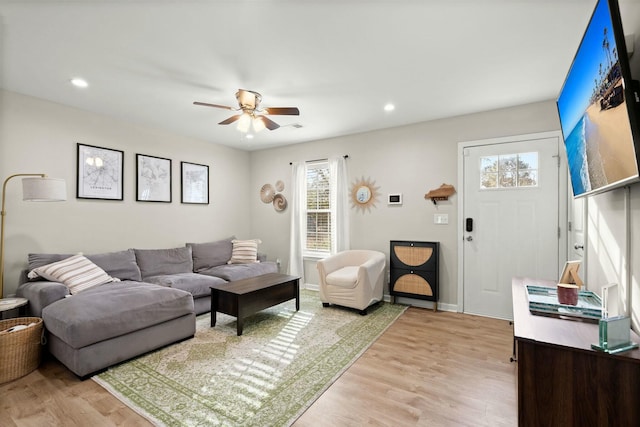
17,281,69,317
228,239,262,264
143,272,227,298
199,261,278,282
186,237,235,272
42,281,194,349
134,247,193,279
28,249,142,282
325,266,359,288
27,254,119,294
84,249,142,281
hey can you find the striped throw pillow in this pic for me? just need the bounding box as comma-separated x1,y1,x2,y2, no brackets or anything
227,239,262,264
27,253,119,294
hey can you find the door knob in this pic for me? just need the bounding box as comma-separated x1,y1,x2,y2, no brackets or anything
466,236,473,242
574,243,584,250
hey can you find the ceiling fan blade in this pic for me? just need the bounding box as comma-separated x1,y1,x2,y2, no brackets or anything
219,115,242,125
194,101,235,110
257,115,280,130
263,107,300,116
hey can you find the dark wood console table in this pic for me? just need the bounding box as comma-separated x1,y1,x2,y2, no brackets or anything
512,277,640,426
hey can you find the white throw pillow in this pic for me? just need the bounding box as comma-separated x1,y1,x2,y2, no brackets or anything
28,253,119,294
227,239,262,264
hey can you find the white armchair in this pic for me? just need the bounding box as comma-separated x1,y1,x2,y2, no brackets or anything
316,250,386,315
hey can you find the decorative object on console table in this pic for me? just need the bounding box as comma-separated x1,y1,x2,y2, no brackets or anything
1,174,66,298
390,240,439,311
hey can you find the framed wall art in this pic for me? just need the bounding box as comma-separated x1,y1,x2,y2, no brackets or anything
181,161,209,204
77,143,124,200
136,154,172,202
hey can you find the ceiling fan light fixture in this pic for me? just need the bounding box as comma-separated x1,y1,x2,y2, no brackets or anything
236,89,260,110
195,89,299,133
252,116,266,133
237,112,252,133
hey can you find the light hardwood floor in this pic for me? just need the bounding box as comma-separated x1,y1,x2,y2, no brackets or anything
0,308,517,426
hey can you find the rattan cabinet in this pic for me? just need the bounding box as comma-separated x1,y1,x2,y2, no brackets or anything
390,240,439,311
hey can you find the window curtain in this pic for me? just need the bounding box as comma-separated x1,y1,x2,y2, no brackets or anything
288,162,305,276
329,156,350,253
288,157,350,277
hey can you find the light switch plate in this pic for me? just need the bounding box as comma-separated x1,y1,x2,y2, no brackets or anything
434,213,448,225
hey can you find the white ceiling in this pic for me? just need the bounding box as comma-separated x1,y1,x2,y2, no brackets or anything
2,0,639,151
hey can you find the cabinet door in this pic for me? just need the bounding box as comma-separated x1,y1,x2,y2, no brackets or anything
390,269,437,300
390,241,437,271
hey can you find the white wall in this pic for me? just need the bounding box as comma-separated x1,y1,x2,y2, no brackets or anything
586,185,640,330
0,90,251,296
249,100,561,309
4,88,639,323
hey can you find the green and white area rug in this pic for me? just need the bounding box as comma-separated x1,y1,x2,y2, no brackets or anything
94,290,406,426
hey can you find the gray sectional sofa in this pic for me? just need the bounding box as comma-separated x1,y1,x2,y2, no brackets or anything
16,237,277,378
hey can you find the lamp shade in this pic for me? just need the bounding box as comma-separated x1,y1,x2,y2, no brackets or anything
21,177,67,201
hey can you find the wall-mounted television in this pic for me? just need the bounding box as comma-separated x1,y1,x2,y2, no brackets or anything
557,0,640,198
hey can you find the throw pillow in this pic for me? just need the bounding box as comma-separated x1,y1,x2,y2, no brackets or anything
227,239,262,264
134,246,193,279
27,249,142,281
27,253,119,294
186,236,235,272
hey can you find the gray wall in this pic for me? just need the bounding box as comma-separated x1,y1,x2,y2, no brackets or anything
0,90,251,296
249,100,561,309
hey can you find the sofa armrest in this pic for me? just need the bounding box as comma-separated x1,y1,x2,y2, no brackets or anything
16,280,69,317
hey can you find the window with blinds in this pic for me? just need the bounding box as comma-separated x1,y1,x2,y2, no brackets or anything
305,161,332,254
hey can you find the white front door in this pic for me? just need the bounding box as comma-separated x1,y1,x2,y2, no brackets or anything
460,134,561,320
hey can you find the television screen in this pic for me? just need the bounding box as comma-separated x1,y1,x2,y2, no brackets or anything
557,0,640,198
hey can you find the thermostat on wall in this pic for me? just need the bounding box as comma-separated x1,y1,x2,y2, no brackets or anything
388,193,403,205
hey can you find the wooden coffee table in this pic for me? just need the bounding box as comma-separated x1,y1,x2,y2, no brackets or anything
210,273,300,336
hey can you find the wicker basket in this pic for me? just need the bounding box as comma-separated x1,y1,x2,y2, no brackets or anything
0,317,43,384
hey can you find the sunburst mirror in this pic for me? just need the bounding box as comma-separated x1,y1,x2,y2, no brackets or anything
350,176,380,213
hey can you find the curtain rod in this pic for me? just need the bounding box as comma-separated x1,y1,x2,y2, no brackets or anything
289,154,348,165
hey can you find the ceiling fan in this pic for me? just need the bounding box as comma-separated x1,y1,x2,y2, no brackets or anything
193,89,299,131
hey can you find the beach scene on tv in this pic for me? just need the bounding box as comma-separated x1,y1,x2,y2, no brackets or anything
557,0,638,197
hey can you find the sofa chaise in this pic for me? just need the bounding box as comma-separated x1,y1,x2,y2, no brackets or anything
16,237,277,378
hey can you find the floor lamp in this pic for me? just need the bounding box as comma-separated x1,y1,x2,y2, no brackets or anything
1,174,67,299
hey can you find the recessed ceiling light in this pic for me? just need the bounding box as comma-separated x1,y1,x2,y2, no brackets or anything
384,103,395,112
70,78,88,88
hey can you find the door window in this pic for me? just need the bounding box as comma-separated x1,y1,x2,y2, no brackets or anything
480,152,539,189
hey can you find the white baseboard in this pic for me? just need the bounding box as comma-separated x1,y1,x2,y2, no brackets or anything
392,296,457,312
302,283,319,291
